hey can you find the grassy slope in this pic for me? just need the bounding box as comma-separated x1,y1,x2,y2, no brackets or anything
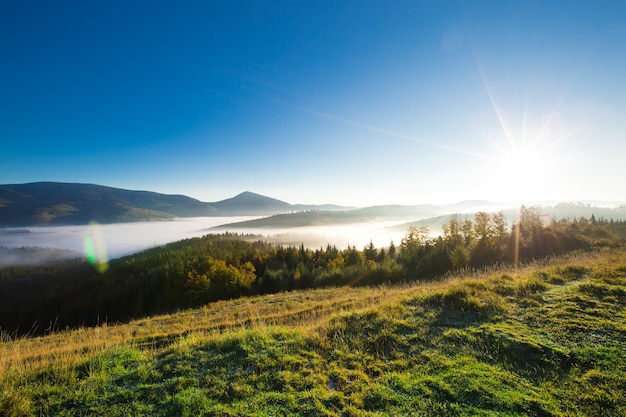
1,248,625,416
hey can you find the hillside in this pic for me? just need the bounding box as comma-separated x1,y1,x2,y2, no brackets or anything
217,203,626,232
213,209,379,228
213,204,486,229
0,183,354,226
0,182,214,226
1,248,625,416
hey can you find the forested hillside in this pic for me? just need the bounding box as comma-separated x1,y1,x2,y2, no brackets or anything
2,207,624,335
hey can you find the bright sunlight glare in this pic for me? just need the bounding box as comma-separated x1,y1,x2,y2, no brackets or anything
489,141,556,204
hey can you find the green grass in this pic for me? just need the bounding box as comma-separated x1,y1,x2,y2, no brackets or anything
1,248,626,416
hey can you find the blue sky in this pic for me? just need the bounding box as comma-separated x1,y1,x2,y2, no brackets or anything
2,1,625,206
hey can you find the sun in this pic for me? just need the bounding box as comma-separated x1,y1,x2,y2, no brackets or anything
498,145,545,181
489,141,555,204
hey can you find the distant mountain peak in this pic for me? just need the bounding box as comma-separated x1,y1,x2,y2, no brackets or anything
233,191,278,200
209,191,291,215
454,199,498,205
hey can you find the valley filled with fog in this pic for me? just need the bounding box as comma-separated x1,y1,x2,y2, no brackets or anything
0,217,412,264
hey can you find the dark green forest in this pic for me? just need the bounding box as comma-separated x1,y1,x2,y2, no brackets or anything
1,207,625,335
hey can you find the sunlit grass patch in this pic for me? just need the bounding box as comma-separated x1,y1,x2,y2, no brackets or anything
360,351,559,416
423,356,556,415
421,280,510,325
323,306,415,358
442,322,572,377
485,273,517,296
544,264,591,284
548,350,626,417
577,281,626,303
0,383,35,417
145,328,348,416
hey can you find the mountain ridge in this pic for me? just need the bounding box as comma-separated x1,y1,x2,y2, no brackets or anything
2,181,625,228
0,182,349,226
0,182,215,226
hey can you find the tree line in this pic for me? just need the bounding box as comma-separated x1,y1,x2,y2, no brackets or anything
1,208,624,335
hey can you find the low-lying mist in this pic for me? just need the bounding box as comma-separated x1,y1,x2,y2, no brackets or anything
212,220,410,249
0,217,412,265
0,245,82,267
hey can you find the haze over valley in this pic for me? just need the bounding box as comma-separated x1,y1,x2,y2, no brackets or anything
2,182,625,264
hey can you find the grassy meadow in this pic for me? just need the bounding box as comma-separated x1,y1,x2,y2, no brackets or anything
1,247,625,416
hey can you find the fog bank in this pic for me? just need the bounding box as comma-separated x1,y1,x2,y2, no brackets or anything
0,217,411,264
0,218,258,261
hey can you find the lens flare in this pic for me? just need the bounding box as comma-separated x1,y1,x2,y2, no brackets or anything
84,221,109,273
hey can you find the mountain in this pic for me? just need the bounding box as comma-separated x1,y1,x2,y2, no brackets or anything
208,192,352,215
0,182,351,227
216,201,626,232
213,204,446,229
213,210,373,229
350,204,443,219
208,191,292,216
0,182,218,226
